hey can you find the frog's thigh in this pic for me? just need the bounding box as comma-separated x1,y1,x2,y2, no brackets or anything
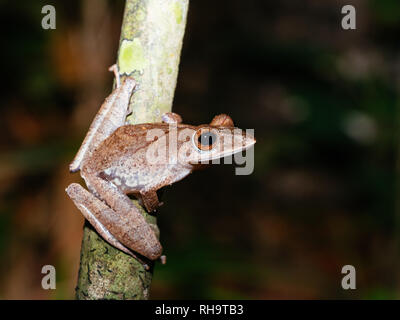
81,173,162,260
65,183,149,266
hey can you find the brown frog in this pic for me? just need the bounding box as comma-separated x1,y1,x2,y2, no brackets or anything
66,65,255,266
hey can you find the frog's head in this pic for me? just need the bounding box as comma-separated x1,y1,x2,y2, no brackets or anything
179,114,256,165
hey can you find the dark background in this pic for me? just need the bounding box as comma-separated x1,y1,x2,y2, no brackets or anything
0,0,399,299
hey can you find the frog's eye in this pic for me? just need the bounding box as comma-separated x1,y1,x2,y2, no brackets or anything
194,128,218,151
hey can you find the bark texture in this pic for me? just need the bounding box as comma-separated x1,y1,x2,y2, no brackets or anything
75,0,188,300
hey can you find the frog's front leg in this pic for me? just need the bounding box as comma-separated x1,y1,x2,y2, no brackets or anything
65,183,150,269
108,64,121,88
99,169,163,213
81,170,163,260
139,190,164,213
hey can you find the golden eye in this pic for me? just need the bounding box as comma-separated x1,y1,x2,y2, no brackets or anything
195,129,217,151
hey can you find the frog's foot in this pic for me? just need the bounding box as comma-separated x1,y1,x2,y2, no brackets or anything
66,183,150,270
140,190,163,213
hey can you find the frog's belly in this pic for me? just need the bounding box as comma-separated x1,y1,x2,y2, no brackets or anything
101,163,190,192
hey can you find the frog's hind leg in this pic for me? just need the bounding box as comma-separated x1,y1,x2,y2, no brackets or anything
65,183,150,270
81,172,163,261
69,66,136,173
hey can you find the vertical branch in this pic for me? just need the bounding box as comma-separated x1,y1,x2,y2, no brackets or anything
75,0,188,300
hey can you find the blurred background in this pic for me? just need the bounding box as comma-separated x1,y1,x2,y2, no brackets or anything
0,0,399,299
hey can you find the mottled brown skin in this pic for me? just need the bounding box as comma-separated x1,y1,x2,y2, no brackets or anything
66,66,256,264
82,123,196,211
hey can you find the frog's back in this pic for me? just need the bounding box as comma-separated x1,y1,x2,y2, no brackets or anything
82,123,169,173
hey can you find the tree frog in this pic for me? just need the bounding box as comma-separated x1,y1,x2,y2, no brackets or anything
66,65,255,266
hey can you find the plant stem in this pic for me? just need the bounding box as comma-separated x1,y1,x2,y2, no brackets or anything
75,0,188,300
